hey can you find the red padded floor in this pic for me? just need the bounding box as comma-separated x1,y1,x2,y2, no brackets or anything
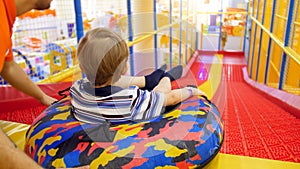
220,64,300,162
0,82,71,124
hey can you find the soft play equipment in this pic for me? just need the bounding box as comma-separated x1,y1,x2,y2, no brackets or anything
23,37,42,50
25,96,224,169
46,39,77,75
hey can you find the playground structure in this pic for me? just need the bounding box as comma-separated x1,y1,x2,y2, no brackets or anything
2,0,298,95
0,0,300,168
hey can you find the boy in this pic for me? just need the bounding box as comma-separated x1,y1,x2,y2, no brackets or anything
70,28,206,124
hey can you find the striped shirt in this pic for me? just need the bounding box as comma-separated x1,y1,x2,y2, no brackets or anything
70,79,165,124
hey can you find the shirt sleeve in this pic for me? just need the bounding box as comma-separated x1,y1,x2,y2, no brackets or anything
131,89,165,120
5,48,13,61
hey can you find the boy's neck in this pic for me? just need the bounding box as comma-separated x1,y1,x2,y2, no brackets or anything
94,84,111,88
94,80,113,88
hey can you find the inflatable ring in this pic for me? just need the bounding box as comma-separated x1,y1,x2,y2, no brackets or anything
25,96,224,168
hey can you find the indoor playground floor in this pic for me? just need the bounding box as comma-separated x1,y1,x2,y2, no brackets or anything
0,51,300,168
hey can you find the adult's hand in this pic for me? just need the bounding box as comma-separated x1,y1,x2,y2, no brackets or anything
39,94,57,106
1,61,57,106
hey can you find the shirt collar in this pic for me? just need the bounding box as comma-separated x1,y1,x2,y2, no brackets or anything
81,81,123,97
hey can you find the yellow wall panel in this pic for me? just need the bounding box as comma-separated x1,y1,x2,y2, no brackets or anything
285,1,300,89
248,17,257,74
277,0,288,16
249,0,300,93
257,32,269,83
273,0,288,42
257,0,264,22
255,0,273,83
291,26,300,54
286,58,300,87
291,0,300,54
263,0,273,29
253,0,258,18
252,28,262,79
268,43,282,84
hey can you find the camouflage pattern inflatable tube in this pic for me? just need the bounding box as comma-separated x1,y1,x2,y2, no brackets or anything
25,96,224,169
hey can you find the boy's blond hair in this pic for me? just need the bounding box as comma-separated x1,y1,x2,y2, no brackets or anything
77,28,129,86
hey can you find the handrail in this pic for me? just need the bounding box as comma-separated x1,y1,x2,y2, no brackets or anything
197,11,247,15
251,16,300,65
37,65,81,84
127,15,193,47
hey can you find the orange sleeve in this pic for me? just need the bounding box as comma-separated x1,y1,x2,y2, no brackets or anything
5,49,14,62
0,0,16,72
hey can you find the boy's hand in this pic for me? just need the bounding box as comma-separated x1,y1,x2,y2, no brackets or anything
186,87,207,97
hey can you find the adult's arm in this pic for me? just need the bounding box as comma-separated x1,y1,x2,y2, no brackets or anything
0,60,56,106
0,129,42,169
0,129,90,169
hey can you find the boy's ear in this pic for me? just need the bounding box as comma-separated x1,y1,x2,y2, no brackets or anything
79,64,84,72
79,64,88,76
121,62,128,75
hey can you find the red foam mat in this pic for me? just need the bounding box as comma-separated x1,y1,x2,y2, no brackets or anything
213,54,300,162
0,82,71,124
220,68,300,162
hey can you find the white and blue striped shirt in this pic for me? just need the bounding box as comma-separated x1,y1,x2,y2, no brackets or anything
70,79,165,124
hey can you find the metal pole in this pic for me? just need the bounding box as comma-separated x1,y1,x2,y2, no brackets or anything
179,0,183,65
185,0,189,64
250,0,260,78
218,0,223,51
195,15,199,50
243,1,250,53
191,0,194,56
169,0,173,68
74,0,84,42
247,1,254,67
191,0,195,54
127,0,135,75
154,0,158,69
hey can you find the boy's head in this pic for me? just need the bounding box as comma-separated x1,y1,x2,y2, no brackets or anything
77,28,129,86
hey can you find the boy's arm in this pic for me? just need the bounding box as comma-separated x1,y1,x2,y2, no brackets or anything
163,87,206,106
114,76,145,88
0,61,57,106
